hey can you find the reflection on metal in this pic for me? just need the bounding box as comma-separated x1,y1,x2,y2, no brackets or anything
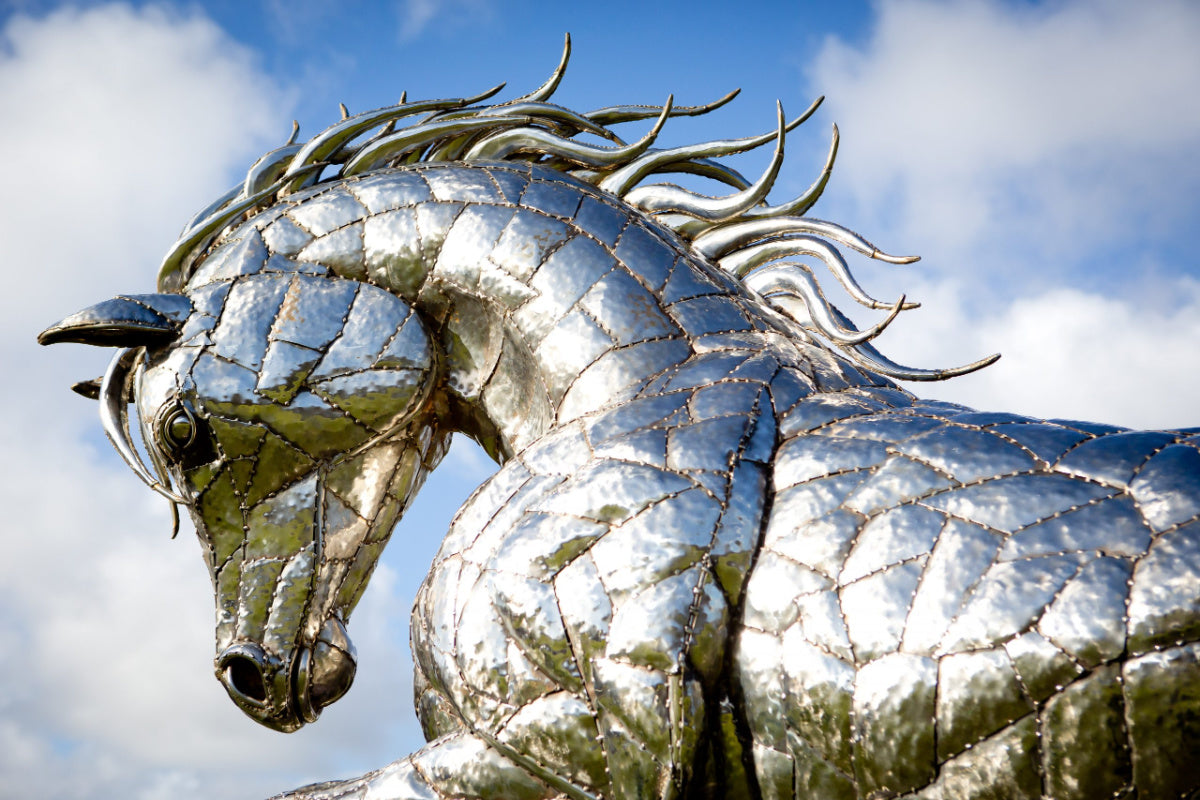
39,37,1200,799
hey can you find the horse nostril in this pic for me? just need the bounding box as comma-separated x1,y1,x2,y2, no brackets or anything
226,655,267,703
216,644,271,706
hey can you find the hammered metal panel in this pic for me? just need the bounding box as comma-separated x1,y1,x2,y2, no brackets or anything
842,455,954,516
612,224,675,291
191,228,272,286
935,649,1032,761
1129,443,1200,531
852,653,937,795
997,495,1151,560
938,555,1085,654
261,216,315,258
913,716,1041,800
1126,519,1200,654
1122,643,1200,798
840,503,944,583
1037,555,1131,667
1054,429,1177,484
921,473,1114,533
345,168,432,212
1004,630,1085,703
840,560,923,661
287,187,367,236
491,209,571,281
296,225,366,279
780,632,854,773
902,519,1001,655
1040,664,1133,799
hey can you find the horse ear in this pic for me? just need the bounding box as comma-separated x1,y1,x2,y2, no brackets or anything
38,293,193,347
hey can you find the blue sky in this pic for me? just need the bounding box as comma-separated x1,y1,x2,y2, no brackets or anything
1,1,1198,798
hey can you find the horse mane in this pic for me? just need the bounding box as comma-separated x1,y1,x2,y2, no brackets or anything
157,35,995,382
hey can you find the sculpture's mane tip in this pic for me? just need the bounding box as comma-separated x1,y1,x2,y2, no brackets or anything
920,351,1002,381
161,42,994,383
502,34,570,108
472,82,507,104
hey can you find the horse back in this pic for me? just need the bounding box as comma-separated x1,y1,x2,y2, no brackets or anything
741,391,1200,799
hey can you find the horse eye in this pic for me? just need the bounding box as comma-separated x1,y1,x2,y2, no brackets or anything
158,404,197,455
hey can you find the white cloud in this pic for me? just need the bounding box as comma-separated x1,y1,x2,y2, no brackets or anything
812,0,1200,251
397,0,494,41
399,0,439,40
806,0,1200,427
863,276,1200,430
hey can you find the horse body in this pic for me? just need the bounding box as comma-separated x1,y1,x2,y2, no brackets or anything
39,55,1200,799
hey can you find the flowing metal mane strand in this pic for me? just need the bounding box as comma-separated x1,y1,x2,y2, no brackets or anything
156,34,996,384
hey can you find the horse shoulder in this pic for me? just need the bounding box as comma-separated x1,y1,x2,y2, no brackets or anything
411,368,780,797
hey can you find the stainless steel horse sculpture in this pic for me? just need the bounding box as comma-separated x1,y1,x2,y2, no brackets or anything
39,41,1200,799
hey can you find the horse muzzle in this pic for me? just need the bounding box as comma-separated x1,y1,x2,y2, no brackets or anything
215,617,357,732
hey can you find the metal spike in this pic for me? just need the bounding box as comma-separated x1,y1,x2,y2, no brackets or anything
585,88,741,126
742,123,838,220
438,101,618,142
158,172,310,291
746,264,900,346
343,116,534,175
243,143,303,196
847,340,1001,381
825,300,1000,380
600,99,813,197
622,102,785,222
281,89,506,193
718,236,912,310
694,216,919,263
179,185,240,237
465,96,672,166
508,32,571,105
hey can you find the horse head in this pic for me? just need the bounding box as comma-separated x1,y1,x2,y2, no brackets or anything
39,262,448,731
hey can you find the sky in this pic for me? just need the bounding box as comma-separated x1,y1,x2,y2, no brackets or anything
1,1,1198,798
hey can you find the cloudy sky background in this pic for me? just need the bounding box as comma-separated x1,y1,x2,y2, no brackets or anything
1,1,1197,797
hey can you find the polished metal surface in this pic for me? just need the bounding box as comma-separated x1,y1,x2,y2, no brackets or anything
38,38,1200,799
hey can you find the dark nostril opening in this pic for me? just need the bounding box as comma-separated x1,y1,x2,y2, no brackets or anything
225,655,267,703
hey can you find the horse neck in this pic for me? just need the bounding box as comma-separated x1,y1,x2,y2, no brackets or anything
392,163,873,461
